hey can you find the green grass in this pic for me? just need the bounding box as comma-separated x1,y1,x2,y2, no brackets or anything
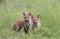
0,0,60,39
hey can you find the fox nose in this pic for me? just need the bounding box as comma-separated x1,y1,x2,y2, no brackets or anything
25,19,28,21
34,22,37,24
25,20,30,24
25,18,29,21
34,22,38,26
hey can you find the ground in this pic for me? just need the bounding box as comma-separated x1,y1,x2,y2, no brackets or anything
0,0,60,39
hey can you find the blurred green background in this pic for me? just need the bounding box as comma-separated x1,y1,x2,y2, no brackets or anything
0,0,60,39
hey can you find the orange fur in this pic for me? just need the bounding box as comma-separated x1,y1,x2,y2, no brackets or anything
32,15,40,30
13,12,32,34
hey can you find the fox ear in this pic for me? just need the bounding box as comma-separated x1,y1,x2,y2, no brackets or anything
37,15,39,18
29,12,32,16
23,12,25,16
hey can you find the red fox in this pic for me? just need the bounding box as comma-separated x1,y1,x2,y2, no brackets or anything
13,12,32,33
32,15,40,30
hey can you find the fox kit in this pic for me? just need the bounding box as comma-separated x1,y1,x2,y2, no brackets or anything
13,12,32,33
32,15,40,30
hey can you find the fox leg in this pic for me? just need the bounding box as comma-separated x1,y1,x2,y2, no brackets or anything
13,24,20,31
27,26,29,32
13,24,16,30
32,26,35,30
24,27,28,34
19,26,22,31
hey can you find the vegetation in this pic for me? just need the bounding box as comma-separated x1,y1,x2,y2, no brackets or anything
0,0,60,39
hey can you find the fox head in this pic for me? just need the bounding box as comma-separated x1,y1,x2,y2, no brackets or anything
23,12,32,26
32,15,40,28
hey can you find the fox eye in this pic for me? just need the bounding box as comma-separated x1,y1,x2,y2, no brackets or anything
24,17,26,18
